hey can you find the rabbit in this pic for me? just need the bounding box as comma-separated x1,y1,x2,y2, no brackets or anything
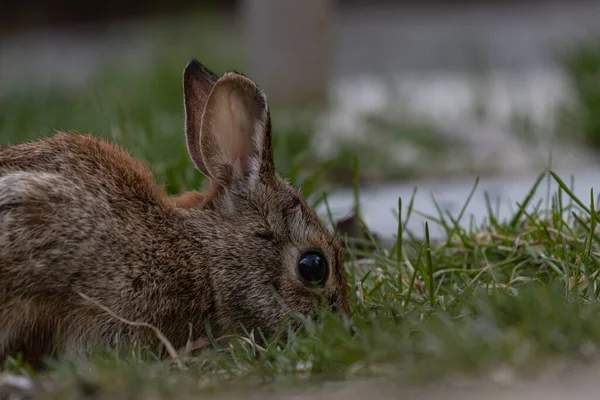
0,59,349,370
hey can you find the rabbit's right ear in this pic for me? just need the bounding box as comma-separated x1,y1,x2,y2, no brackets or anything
198,72,274,191
183,59,219,176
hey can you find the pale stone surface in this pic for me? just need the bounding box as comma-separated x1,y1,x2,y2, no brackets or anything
320,166,600,240
215,359,600,400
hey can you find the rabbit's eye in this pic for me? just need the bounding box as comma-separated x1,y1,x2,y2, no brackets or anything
298,251,328,286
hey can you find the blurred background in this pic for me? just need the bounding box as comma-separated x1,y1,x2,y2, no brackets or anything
2,0,600,237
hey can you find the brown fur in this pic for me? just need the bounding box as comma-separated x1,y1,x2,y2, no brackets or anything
170,191,207,209
0,59,349,369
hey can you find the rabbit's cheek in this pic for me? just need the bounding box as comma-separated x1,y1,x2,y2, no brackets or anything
274,276,323,317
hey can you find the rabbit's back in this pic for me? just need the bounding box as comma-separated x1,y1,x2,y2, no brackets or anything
0,132,163,202
0,133,169,281
0,133,180,365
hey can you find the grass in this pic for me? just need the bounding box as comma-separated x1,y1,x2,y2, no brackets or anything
5,167,600,398
4,19,600,399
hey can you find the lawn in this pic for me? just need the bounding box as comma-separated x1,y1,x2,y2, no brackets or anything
3,15,600,400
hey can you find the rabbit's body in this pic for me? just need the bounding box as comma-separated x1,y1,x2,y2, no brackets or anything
0,60,349,369
0,133,213,365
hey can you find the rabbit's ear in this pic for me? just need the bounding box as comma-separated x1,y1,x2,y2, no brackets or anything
199,72,274,190
183,59,219,176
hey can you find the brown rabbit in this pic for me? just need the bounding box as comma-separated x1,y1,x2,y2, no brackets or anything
0,59,349,369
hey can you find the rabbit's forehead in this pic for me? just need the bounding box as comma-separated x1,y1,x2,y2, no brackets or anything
254,177,341,252
288,204,331,244
276,198,339,255
265,183,329,238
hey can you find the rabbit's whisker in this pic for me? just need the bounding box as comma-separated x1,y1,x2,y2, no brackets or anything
76,291,182,367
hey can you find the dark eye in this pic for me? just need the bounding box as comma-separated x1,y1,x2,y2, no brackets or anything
298,251,328,286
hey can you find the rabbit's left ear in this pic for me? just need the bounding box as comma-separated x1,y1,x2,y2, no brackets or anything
183,59,219,177
198,71,275,191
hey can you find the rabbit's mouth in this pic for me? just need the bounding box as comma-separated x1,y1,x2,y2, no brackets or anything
329,301,341,314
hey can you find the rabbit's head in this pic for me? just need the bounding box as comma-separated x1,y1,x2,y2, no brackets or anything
180,60,349,338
